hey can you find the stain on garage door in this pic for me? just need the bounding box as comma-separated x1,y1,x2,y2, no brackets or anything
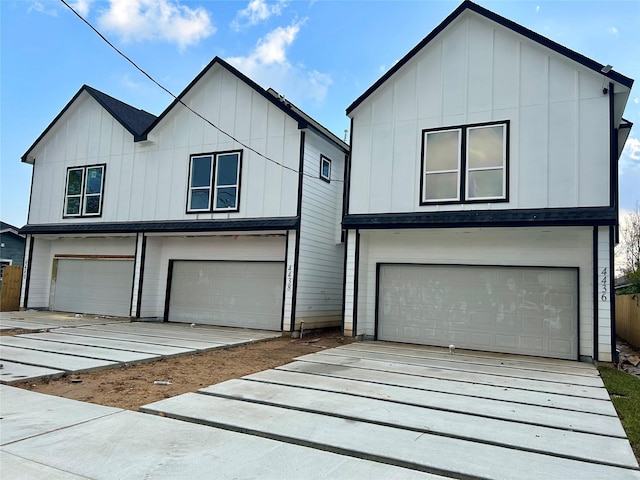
51,258,134,317
377,264,578,360
167,260,284,331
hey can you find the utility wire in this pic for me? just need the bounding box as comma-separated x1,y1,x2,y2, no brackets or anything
60,0,344,183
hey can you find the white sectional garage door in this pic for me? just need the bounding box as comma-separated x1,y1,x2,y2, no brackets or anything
167,261,284,330
377,264,578,360
52,259,134,317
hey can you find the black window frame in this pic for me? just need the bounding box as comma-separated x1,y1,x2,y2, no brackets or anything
420,120,509,206
320,155,332,183
63,164,106,218
186,150,242,213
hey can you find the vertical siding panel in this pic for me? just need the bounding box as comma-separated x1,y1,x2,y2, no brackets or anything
343,230,358,336
597,227,612,361
282,229,297,331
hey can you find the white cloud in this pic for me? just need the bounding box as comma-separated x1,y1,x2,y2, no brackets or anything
620,136,640,174
535,5,540,14
608,26,619,37
28,1,59,16
228,20,332,105
231,0,288,31
634,97,639,105
70,0,94,17
97,0,215,50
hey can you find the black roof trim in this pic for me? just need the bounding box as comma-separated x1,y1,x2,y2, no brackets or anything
346,0,633,115
142,57,348,153
22,85,157,163
342,207,617,230
20,217,299,235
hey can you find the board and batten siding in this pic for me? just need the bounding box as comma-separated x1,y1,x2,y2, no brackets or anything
348,12,610,215
352,227,599,360
596,226,612,362
294,132,345,330
27,93,135,225
24,236,136,310
28,65,301,225
138,234,286,319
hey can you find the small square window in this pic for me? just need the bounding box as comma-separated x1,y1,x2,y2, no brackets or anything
320,155,331,183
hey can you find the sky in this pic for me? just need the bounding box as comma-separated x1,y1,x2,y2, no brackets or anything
1,0,639,230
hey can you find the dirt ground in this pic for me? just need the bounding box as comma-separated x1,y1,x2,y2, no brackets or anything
11,328,352,411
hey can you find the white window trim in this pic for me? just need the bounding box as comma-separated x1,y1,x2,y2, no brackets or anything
320,155,332,183
465,124,507,201
422,128,462,203
188,156,214,212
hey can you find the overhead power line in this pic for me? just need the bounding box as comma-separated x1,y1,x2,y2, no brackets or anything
59,0,343,183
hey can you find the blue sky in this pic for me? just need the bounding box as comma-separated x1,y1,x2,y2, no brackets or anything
1,0,639,229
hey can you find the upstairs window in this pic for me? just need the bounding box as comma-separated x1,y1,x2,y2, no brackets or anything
421,121,508,204
64,165,105,217
320,155,332,183
187,150,241,213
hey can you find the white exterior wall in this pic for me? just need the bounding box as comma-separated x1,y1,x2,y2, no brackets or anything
28,65,301,225
348,12,610,215
139,234,286,319
352,227,596,359
294,132,345,330
25,236,136,309
597,226,612,362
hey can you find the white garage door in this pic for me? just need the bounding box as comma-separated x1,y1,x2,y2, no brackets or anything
378,264,578,360
167,261,284,330
52,259,134,317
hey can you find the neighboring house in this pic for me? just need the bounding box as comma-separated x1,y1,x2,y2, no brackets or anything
19,57,348,333
0,222,26,284
342,1,633,362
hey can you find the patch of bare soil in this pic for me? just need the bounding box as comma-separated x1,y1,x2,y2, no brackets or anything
13,329,351,411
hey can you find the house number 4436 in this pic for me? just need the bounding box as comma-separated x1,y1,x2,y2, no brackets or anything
601,267,608,302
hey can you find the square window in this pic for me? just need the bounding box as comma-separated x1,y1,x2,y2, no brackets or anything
187,151,241,213
320,156,331,182
64,165,105,217
421,121,508,204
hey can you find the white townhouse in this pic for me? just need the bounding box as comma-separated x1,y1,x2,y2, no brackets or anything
342,1,633,361
20,57,348,333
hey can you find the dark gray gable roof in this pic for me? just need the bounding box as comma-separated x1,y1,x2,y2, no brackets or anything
22,85,157,163
0,221,24,237
141,56,349,153
346,0,634,115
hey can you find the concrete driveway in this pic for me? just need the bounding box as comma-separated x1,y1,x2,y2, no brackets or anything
1,340,638,479
0,311,279,384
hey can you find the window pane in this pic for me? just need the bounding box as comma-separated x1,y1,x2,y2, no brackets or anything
190,188,210,210
321,159,331,179
468,169,504,198
425,130,459,171
216,154,239,186
468,125,504,168
66,197,81,215
191,157,212,187
425,172,458,200
216,187,237,209
67,169,83,195
85,195,101,214
85,167,103,194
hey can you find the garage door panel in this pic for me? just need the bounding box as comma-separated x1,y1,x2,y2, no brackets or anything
168,261,284,330
378,264,578,360
52,259,133,317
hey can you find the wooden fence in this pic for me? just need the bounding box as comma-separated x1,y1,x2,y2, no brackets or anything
0,265,22,312
616,294,640,348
